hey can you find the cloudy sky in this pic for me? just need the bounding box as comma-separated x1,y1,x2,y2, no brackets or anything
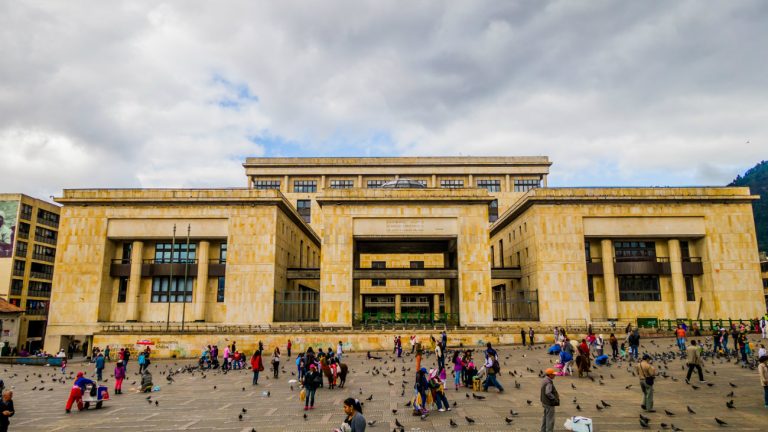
1,1,766,199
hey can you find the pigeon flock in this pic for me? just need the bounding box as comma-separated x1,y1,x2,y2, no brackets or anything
2,336,766,431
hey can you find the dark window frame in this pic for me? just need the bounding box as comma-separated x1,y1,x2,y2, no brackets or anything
253,180,281,190
329,179,354,189
440,179,464,188
618,275,661,301
477,179,501,192
293,180,317,193
297,200,311,223
514,179,540,192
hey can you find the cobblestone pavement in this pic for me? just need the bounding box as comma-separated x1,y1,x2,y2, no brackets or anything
5,337,767,431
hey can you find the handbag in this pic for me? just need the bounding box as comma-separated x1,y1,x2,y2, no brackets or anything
644,376,655,386
299,388,306,401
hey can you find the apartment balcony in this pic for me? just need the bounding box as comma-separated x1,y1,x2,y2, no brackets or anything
19,211,32,221
27,290,52,298
12,269,25,277
586,258,604,275
26,308,49,316
37,218,59,228
109,259,225,278
34,235,57,245
17,230,29,240
32,252,55,263
29,271,53,280
682,257,704,275
10,287,22,296
15,248,27,258
614,257,671,276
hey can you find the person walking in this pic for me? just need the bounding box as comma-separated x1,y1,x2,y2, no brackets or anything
685,340,705,384
435,342,444,371
414,368,430,415
482,353,504,392
675,324,687,352
637,354,657,412
540,368,559,432
271,347,281,379
758,355,768,408
529,327,535,346
609,333,619,359
137,351,146,374
287,339,292,357
452,350,464,390
114,360,125,394
738,328,749,365
595,334,604,357
0,390,14,432
336,341,344,363
104,345,110,362
336,397,366,432
250,350,264,385
122,347,130,372
521,328,526,347
761,316,767,340
94,352,105,381
429,368,450,412
441,330,447,348
628,329,641,360
302,364,321,410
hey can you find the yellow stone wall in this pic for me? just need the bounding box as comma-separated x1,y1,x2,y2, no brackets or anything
43,189,320,352
490,187,764,324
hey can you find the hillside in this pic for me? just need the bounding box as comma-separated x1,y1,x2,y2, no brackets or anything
729,160,768,253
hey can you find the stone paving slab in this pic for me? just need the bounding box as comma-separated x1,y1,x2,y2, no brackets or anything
4,337,767,431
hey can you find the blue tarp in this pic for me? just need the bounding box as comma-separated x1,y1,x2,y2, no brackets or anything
595,354,609,365
547,344,561,354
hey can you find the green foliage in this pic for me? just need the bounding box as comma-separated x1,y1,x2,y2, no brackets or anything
729,160,768,253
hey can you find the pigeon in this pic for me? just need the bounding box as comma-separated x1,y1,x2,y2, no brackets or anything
728,382,737,388
367,420,377,426
242,408,248,413
526,400,532,405
155,401,158,406
686,406,696,414
640,418,650,428
303,413,307,420
596,404,603,411
665,410,675,416
726,391,734,398
395,419,404,428
392,409,397,415
238,414,243,421
640,414,650,423
601,400,611,407
714,417,727,426
465,416,475,424
449,418,458,427
576,405,582,411
366,394,373,401
725,400,735,409
472,393,485,400
509,410,519,416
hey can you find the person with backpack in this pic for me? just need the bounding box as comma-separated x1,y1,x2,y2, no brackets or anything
637,354,657,412
137,352,146,374
482,353,504,392
302,364,321,410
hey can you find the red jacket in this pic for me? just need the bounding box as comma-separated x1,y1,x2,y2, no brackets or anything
251,355,263,371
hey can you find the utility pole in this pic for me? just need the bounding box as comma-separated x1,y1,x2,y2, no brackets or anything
165,224,176,332
181,224,191,331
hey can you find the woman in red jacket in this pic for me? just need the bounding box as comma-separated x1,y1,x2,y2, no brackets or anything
250,350,264,385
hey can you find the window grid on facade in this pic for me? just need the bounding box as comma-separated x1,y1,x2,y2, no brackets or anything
151,276,193,303
297,200,311,223
489,200,499,222
618,275,661,301
330,180,354,189
440,179,464,188
684,276,695,301
217,277,226,302
293,180,317,193
154,242,197,263
614,241,656,261
219,243,227,263
477,179,501,192
117,277,128,303
254,180,281,190
367,180,390,188
587,275,595,302
514,179,540,192
371,261,386,286
410,261,424,286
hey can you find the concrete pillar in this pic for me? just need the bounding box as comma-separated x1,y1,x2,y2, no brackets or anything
668,239,687,319
468,174,473,187
542,175,548,187
283,175,289,193
126,241,144,322
320,175,326,190
193,240,210,322
395,294,402,318
433,293,440,316
600,239,618,320
431,174,437,187
357,175,363,188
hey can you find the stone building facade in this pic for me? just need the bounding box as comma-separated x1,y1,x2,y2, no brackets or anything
42,157,766,356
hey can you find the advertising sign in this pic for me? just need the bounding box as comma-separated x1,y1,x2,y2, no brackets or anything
0,200,19,258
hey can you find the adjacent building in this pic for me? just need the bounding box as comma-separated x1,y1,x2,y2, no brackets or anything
41,157,766,356
0,194,60,351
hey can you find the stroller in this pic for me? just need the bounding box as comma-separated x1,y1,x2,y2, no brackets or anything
82,382,109,409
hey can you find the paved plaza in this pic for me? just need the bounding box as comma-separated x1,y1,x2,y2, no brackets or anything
4,337,767,431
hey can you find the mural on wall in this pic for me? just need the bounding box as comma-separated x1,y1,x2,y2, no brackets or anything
0,200,19,258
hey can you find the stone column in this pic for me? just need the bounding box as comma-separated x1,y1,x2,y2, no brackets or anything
433,293,440,317
395,294,402,318
283,175,289,193
126,241,144,322
193,240,210,322
668,239,687,319
505,174,511,192
600,239,618,320
468,174,474,187
357,175,363,188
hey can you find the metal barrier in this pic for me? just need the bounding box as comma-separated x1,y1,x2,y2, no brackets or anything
353,312,460,328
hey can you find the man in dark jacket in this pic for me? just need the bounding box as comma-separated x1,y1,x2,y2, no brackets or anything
0,390,14,432
540,368,559,432
303,364,321,410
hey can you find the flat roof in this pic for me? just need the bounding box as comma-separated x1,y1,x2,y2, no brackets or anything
244,156,551,168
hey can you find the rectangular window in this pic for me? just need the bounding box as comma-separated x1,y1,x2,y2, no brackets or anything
217,276,226,302
34,226,57,244
154,242,197,263
253,180,281,190
117,277,128,303
27,280,52,297
32,244,55,262
440,179,464,188
20,203,33,219
410,261,424,286
684,276,695,301
489,199,499,222
499,239,504,267
371,261,386,286
297,200,311,223
367,179,390,188
219,243,227,263
490,245,495,268
618,275,661,301
122,243,132,262
587,275,595,302
151,276,193,303
514,179,540,192
36,209,59,226
477,179,501,192
329,179,354,189
15,241,27,257
293,180,317,193
10,279,23,296
614,241,656,261
680,240,690,259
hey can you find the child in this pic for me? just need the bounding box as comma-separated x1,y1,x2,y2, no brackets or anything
114,360,125,394
619,343,627,360
61,357,67,374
